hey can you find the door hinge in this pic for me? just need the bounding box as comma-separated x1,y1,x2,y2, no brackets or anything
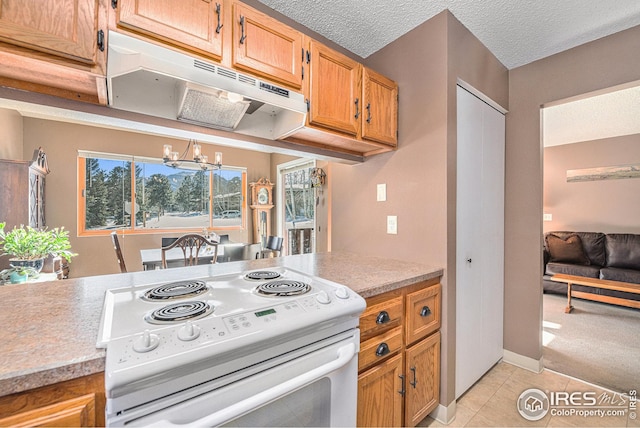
111,0,117,9
97,30,105,52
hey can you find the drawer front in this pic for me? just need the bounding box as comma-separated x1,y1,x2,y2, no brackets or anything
358,327,403,372
359,296,403,340
405,284,441,345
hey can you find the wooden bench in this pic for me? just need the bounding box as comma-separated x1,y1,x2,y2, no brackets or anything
550,274,640,313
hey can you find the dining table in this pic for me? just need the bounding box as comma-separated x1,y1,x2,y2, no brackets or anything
140,242,259,270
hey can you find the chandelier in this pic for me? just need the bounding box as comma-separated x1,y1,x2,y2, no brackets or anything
162,140,222,171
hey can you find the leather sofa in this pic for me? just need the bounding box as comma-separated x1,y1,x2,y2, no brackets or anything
543,231,640,305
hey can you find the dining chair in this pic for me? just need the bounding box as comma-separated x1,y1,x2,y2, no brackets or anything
260,236,283,258
110,232,127,273
161,234,219,269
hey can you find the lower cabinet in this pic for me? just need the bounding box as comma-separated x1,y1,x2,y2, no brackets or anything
0,372,105,427
357,278,441,427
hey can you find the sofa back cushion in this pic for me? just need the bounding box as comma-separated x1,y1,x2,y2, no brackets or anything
545,232,606,266
605,234,640,270
545,233,590,265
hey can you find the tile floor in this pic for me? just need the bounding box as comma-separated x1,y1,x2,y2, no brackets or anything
420,362,638,427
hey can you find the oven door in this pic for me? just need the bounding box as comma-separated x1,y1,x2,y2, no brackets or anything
110,330,359,427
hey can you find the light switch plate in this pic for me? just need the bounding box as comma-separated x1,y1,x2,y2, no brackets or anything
377,184,386,202
387,215,397,234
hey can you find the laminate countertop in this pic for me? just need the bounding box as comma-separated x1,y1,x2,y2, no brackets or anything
0,252,442,397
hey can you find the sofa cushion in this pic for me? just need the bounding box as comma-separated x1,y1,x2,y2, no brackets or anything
600,267,640,284
545,234,590,265
545,232,606,266
605,234,640,270
545,262,601,278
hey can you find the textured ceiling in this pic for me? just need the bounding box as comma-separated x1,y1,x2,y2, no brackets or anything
543,85,640,147
256,0,640,69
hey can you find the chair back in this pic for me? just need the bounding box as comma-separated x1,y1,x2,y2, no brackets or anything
161,234,218,269
260,236,283,258
110,232,127,273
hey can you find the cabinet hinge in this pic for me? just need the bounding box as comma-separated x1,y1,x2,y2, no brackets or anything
97,30,105,52
305,99,310,112
111,0,117,9
306,50,311,64
301,65,304,80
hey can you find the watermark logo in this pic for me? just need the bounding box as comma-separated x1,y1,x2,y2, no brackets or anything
517,388,636,421
517,388,550,421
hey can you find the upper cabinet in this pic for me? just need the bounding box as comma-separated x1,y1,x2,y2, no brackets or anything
0,0,107,103
0,0,100,64
362,67,398,146
308,40,361,137
116,0,224,61
284,39,398,157
231,1,303,89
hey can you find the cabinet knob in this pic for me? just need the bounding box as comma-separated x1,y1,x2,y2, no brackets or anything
376,310,390,324
420,306,431,317
375,342,390,357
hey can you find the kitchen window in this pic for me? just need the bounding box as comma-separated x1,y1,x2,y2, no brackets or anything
78,151,246,235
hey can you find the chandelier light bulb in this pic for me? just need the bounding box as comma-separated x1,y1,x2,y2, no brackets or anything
163,144,172,159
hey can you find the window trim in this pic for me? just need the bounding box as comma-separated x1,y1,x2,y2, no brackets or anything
78,154,247,237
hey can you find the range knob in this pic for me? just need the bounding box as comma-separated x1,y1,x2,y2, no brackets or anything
335,286,350,299
316,290,331,304
178,321,201,341
133,330,160,353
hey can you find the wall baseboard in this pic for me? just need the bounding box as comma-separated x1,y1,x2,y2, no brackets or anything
430,400,456,425
503,349,543,373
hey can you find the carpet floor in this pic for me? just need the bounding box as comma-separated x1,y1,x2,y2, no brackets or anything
542,292,640,394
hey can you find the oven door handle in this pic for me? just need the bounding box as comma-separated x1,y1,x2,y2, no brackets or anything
147,342,357,427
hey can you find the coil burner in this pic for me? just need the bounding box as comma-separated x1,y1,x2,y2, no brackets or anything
255,280,311,297
244,271,282,281
145,301,213,324
143,280,208,301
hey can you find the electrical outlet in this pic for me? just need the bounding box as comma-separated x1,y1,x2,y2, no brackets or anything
387,215,397,234
543,213,553,221
377,184,386,202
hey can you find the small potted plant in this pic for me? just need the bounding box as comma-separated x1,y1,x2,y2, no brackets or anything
0,265,40,284
0,222,77,275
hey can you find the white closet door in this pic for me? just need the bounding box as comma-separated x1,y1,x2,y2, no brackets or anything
455,85,505,399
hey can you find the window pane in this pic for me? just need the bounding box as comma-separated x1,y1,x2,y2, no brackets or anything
213,169,243,227
85,158,132,230
138,163,210,230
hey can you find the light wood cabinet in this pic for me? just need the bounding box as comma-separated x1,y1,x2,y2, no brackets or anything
0,372,105,427
231,1,303,89
116,0,224,62
0,0,107,103
362,67,398,146
357,279,441,427
284,39,398,157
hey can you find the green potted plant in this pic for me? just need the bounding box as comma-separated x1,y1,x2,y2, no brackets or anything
0,222,77,274
0,265,40,284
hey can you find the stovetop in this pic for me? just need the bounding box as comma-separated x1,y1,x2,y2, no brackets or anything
96,267,362,348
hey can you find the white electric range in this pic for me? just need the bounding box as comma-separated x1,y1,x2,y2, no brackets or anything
97,266,366,427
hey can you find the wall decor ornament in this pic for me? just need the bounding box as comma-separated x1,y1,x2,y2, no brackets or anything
567,164,640,182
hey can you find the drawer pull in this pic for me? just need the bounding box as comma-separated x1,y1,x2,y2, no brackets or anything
420,306,431,317
410,366,417,388
376,310,390,324
375,342,390,357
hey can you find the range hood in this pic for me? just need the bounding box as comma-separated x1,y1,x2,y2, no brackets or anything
106,31,307,140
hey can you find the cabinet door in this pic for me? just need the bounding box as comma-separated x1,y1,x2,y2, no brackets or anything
0,0,99,64
308,40,361,136
362,67,398,146
0,394,97,427
232,2,302,89
404,332,440,427
357,353,404,428
117,0,223,61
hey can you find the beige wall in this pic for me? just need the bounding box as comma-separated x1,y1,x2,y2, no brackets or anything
544,134,640,234
0,108,23,159
22,118,276,277
330,10,508,407
506,25,640,360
